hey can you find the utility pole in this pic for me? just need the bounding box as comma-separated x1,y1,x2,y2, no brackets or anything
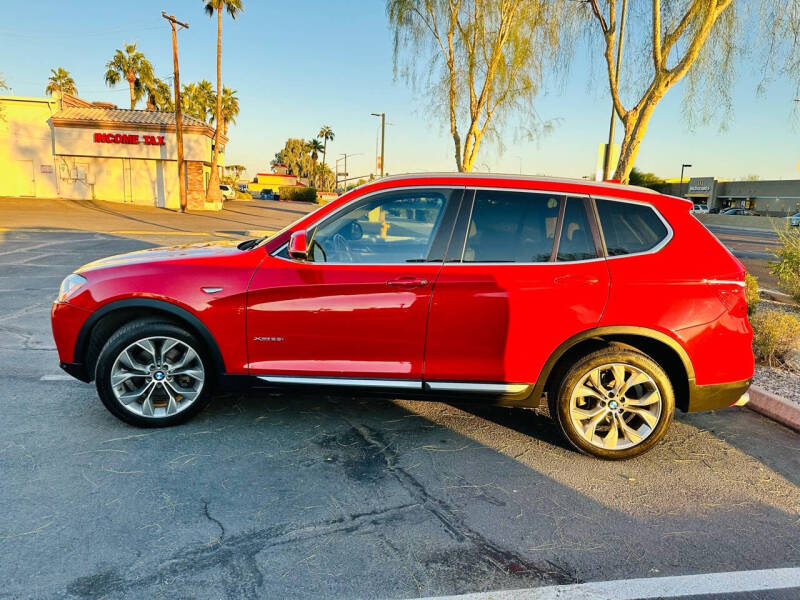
602,0,628,182
162,11,189,212
371,112,385,177
680,163,692,199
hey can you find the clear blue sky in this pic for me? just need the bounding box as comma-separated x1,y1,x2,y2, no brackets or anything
1,0,798,182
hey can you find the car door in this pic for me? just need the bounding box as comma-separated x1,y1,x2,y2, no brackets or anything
246,187,462,384
423,188,610,389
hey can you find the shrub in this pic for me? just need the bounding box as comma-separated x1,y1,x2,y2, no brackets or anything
750,309,800,367
279,186,317,203
235,190,252,200
770,228,800,303
745,273,760,316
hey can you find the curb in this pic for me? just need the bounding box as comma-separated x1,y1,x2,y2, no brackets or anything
747,386,800,433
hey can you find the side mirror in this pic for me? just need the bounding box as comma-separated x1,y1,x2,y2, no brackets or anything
288,230,308,260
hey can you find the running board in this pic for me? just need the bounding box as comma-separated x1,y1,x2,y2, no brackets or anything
256,375,530,395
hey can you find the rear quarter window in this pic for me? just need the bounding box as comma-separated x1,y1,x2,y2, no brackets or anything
596,199,669,256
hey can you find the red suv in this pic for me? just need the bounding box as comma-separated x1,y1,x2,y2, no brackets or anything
51,174,753,459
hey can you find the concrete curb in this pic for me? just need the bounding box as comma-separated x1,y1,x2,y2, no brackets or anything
747,386,800,433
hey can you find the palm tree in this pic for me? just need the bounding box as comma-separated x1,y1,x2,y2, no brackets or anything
144,78,174,111
181,80,215,122
318,125,334,190
220,87,239,136
45,67,77,98
203,0,244,202
307,139,324,188
104,43,154,110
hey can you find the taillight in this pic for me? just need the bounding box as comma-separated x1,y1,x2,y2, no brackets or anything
714,284,748,318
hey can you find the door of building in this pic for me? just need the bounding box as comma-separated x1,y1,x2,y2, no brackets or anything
15,160,35,197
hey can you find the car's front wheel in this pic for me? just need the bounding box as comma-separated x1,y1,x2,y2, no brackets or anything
552,348,675,460
95,319,214,427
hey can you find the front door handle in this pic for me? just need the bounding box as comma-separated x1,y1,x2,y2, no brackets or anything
554,274,600,285
387,277,429,288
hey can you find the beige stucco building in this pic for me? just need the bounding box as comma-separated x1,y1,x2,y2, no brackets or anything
0,93,225,210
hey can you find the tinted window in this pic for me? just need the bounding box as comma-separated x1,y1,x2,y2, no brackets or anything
463,191,561,262
557,198,596,261
308,190,451,263
596,199,668,256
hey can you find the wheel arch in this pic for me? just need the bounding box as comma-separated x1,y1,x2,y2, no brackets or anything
535,326,694,413
74,298,226,381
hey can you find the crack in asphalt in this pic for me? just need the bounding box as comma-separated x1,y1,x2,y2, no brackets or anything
346,421,575,586
203,501,225,545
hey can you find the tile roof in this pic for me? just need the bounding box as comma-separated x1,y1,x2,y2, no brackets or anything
53,107,209,128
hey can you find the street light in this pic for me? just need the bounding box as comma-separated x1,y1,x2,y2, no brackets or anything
371,113,385,177
680,163,692,199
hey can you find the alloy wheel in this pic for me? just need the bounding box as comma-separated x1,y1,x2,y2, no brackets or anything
568,362,662,451
109,336,205,419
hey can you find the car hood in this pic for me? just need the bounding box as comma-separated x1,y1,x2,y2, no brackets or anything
77,240,243,273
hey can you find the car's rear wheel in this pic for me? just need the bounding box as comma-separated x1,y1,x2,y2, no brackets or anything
95,319,214,427
551,348,674,460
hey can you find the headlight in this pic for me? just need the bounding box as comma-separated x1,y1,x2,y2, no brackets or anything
58,273,87,302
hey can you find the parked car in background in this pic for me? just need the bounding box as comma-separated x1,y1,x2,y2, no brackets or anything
789,212,800,227
690,204,709,214
709,207,721,214
51,173,753,460
259,189,274,200
721,208,753,216
219,184,236,200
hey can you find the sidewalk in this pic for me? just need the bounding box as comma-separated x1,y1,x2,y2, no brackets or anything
0,197,316,242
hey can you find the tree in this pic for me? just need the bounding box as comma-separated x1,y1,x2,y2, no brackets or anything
307,139,325,187
181,80,215,122
273,138,315,180
144,78,174,111
759,0,800,100
104,43,155,110
628,167,667,192
45,67,77,98
318,125,335,190
220,87,239,136
583,0,735,183
226,164,246,180
203,0,244,203
387,0,569,172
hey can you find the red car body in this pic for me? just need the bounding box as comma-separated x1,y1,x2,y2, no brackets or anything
52,174,753,417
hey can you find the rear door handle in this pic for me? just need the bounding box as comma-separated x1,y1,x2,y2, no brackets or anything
387,277,429,288
554,275,600,285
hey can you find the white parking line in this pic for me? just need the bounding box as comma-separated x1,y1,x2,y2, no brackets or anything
39,374,75,381
408,567,800,600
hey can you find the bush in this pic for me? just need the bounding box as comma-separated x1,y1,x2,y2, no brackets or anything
745,273,760,316
235,190,252,199
751,309,800,367
770,228,800,303
279,186,317,203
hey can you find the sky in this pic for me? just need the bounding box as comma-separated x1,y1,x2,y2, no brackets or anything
1,0,798,183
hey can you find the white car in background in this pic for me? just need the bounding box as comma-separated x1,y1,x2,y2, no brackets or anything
690,204,709,214
219,184,236,200
789,212,800,227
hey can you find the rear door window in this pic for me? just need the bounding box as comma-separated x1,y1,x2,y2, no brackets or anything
595,199,668,256
463,190,561,262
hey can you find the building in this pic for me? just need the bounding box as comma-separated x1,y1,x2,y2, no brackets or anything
246,165,308,196
663,176,800,216
0,93,226,210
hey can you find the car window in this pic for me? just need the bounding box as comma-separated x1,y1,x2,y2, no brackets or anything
463,190,561,263
557,198,597,261
307,189,452,263
596,199,668,256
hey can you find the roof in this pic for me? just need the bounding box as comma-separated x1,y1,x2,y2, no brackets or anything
53,107,208,128
51,106,224,140
379,172,659,195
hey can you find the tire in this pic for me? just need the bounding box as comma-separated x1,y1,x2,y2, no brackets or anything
95,319,214,427
551,347,674,460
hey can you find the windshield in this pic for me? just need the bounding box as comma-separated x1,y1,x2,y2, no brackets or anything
240,198,341,251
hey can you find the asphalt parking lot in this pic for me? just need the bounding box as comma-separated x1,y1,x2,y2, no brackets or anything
1,200,799,599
